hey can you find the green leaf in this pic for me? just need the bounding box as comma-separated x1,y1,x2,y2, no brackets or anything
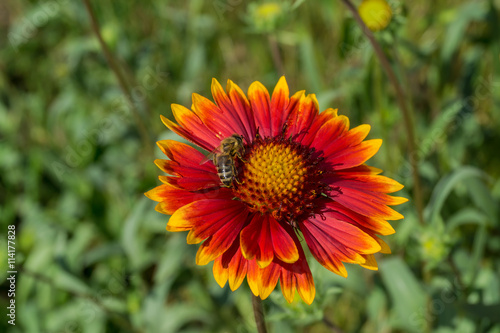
121,197,152,269
464,176,498,225
446,207,489,232
440,2,488,62
379,257,427,333
424,166,487,225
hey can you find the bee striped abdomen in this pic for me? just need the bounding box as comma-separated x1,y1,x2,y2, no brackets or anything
216,154,235,187
210,134,245,188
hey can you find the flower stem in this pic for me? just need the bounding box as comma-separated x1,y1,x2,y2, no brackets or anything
339,0,424,225
268,34,285,75
252,294,268,333
82,0,153,157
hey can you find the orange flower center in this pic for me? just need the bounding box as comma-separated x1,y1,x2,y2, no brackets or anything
234,136,326,224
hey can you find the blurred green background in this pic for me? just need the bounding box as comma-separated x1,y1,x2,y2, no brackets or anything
1,0,500,332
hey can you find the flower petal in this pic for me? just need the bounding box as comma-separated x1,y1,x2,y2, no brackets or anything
240,214,298,268
323,124,372,157
311,120,382,170
258,259,281,299
191,93,238,139
359,254,378,270
278,234,315,304
154,140,220,190
156,140,208,166
226,80,257,142
270,76,290,136
300,215,381,276
161,105,219,152
285,92,319,143
324,139,382,170
246,259,261,297
376,237,391,254
145,183,233,215
213,256,229,288
213,239,248,291
325,168,405,193
310,115,350,152
248,81,272,137
327,186,407,220
168,199,248,258
325,201,396,236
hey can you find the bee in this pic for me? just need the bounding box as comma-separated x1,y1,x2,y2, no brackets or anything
201,134,245,188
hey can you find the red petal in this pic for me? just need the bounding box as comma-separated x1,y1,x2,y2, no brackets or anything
270,76,290,136
300,216,381,277
167,199,248,248
190,200,249,243
322,124,371,157
285,92,319,143
191,93,238,139
311,120,382,170
325,168,405,193
248,81,272,138
298,108,339,147
213,256,229,288
246,259,261,297
270,220,299,264
210,78,256,142
213,239,248,291
227,248,248,291
324,139,382,170
162,104,220,152
310,115,350,152
226,80,257,142
280,259,315,304
278,234,315,304
325,201,396,236
258,259,281,299
145,183,233,215
154,140,220,190
240,214,298,268
327,186,406,220
156,140,209,167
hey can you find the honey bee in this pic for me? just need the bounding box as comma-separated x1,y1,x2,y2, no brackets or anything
201,134,245,188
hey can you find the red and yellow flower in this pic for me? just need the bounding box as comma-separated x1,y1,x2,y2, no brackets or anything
146,77,406,304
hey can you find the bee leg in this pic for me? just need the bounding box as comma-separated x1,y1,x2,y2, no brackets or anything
236,151,248,163
233,164,244,185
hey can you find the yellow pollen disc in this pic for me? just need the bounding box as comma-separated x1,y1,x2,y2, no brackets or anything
234,137,324,223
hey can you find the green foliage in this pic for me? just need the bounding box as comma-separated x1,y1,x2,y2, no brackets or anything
1,0,499,332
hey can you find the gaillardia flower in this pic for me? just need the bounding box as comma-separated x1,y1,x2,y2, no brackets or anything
146,77,406,304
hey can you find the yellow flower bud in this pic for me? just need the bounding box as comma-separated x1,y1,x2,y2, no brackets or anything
358,0,392,32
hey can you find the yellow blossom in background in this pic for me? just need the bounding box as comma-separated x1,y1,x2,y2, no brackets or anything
248,2,286,33
358,0,392,32
256,2,282,20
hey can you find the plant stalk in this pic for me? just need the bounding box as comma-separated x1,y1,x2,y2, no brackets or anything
82,0,153,157
252,294,268,333
340,0,424,225
268,34,285,75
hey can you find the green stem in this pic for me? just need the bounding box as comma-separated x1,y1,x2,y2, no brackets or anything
340,0,424,226
252,294,268,333
82,0,153,157
268,34,285,75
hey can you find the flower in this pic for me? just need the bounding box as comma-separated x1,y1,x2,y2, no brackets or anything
146,77,406,304
247,2,287,33
358,0,392,32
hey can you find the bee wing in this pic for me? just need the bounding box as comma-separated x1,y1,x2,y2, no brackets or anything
199,147,219,165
